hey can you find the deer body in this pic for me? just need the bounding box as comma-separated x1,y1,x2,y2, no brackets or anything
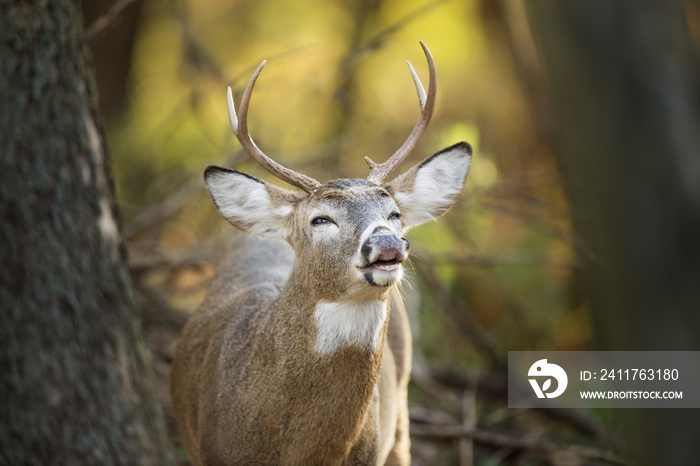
173,235,412,464
171,43,471,465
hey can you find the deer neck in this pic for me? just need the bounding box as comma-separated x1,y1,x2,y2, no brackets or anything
278,266,394,357
270,270,394,460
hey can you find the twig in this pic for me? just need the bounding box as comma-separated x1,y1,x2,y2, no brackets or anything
427,366,618,444
86,0,142,42
129,238,228,273
410,417,626,465
124,181,201,240
349,0,452,60
135,282,190,332
411,361,463,415
460,388,476,466
323,0,452,171
429,250,578,269
427,367,508,396
414,257,503,370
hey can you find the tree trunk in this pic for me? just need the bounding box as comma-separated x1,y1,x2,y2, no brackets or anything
0,1,174,464
525,1,700,464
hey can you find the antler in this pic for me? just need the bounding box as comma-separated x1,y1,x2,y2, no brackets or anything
365,41,437,185
228,61,322,193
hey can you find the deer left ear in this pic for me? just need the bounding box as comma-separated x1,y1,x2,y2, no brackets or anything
386,142,471,228
204,166,302,239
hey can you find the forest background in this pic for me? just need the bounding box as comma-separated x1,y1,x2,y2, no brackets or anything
2,0,699,464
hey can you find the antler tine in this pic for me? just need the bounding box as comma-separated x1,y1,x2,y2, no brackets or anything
366,41,437,185
228,61,321,193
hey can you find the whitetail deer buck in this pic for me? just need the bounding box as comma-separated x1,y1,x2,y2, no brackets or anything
171,42,471,465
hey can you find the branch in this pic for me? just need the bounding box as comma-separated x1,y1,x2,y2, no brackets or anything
429,250,578,269
129,239,227,273
135,281,190,332
427,366,618,444
413,257,503,370
124,182,201,240
459,388,477,466
351,0,452,58
410,415,626,465
85,0,142,42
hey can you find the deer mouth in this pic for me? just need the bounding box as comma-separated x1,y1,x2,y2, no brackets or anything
369,258,401,272
361,258,404,287
361,255,405,276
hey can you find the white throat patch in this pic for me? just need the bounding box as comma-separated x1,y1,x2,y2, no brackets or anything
313,300,388,354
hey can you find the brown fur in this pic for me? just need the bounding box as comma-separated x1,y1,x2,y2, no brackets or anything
171,238,410,465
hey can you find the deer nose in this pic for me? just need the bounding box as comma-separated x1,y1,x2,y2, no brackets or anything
361,233,410,265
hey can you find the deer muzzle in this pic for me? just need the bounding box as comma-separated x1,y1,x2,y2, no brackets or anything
361,233,411,273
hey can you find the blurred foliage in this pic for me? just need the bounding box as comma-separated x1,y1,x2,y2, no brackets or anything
90,0,634,462
110,0,582,354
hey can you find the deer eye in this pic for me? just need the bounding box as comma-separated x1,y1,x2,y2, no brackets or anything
311,216,332,226
389,212,401,221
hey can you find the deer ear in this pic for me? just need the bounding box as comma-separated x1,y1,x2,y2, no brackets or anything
386,142,471,228
204,166,300,239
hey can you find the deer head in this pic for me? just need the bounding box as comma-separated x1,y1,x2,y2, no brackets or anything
204,42,471,304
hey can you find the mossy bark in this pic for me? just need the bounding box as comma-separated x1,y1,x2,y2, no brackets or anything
0,0,174,464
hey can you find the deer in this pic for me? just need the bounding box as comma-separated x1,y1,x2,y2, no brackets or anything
170,41,472,465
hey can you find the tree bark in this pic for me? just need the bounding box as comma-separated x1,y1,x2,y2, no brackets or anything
0,0,174,464
525,1,700,464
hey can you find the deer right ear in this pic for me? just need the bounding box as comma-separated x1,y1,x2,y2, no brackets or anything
204,166,300,239
386,142,471,229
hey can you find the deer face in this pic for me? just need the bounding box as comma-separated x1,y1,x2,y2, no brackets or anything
205,142,471,301
293,179,409,298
